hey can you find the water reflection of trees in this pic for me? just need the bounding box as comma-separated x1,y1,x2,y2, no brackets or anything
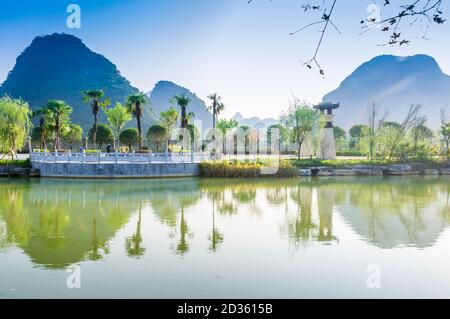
125,205,145,258
332,177,449,248
1,176,450,265
199,177,450,250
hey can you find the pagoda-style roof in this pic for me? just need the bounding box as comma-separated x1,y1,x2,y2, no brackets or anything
314,102,340,110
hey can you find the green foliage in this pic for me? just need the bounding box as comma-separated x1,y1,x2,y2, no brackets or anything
349,124,368,149
62,124,83,147
216,119,239,134
286,100,321,159
82,89,110,112
187,124,200,144
0,158,30,167
199,160,297,178
147,125,167,151
126,93,148,119
88,124,113,148
207,93,225,128
171,94,191,128
333,126,348,152
441,122,450,158
119,128,139,149
267,124,288,148
44,100,73,150
106,102,132,146
336,150,365,157
289,157,446,168
159,108,179,141
0,96,32,158
333,126,346,140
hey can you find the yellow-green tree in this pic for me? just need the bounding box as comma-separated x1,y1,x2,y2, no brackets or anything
105,102,132,149
0,95,32,159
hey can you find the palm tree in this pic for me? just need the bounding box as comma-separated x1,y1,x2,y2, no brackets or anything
207,93,225,129
45,100,72,151
216,119,239,154
33,107,50,150
171,94,191,129
126,93,149,150
82,90,110,149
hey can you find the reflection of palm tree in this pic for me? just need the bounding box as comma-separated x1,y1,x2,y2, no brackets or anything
125,205,145,258
89,212,102,261
177,205,189,255
209,197,224,252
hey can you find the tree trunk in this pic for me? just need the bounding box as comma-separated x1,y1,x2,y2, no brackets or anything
297,142,302,160
137,115,143,150
93,112,98,150
54,119,61,151
181,106,187,129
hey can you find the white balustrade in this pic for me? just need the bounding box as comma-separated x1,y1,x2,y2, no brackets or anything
30,150,209,164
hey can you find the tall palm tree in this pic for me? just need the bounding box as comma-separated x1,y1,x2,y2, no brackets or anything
45,100,72,151
33,106,50,150
207,93,225,129
82,90,110,149
126,92,148,150
171,94,191,129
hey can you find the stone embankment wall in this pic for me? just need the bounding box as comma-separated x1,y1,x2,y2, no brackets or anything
32,162,199,178
298,165,450,177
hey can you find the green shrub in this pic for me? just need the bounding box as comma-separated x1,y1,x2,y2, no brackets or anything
0,158,30,167
199,160,297,178
336,150,365,157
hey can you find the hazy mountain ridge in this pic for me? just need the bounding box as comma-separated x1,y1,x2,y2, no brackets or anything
324,54,450,129
146,81,213,129
232,112,277,128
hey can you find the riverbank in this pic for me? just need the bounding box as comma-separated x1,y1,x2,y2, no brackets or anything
199,159,450,178
4,157,450,179
0,159,37,177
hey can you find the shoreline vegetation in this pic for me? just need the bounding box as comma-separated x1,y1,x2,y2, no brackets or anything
2,78,450,180
199,158,450,178
2,156,450,178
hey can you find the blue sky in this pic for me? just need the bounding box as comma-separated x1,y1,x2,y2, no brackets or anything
1,0,449,119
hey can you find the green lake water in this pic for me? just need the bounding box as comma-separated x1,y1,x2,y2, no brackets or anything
1,176,450,298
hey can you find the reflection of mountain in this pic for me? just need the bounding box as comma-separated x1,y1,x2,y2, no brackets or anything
200,178,450,249
0,178,201,268
1,177,450,268
333,178,450,249
0,180,134,268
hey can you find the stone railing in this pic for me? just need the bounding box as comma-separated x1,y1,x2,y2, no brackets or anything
30,150,210,164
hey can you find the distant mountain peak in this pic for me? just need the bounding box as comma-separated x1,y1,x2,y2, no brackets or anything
324,54,450,129
232,112,277,128
0,33,138,132
147,80,213,129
